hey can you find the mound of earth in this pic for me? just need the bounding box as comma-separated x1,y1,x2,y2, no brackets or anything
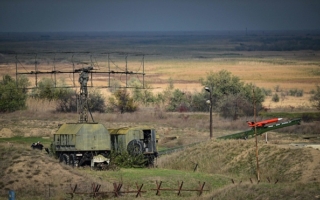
0,143,111,198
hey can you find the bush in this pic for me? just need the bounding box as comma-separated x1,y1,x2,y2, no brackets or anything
111,151,147,168
107,89,137,113
272,93,280,102
56,88,106,113
261,87,272,96
309,85,320,111
0,75,30,112
288,88,304,97
56,90,77,112
88,89,106,113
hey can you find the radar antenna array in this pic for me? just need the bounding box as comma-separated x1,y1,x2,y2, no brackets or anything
14,53,146,123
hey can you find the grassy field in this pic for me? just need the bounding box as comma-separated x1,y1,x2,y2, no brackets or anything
0,31,320,199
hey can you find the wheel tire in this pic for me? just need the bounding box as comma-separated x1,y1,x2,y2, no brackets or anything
69,154,75,167
127,140,144,156
62,154,69,165
59,154,64,163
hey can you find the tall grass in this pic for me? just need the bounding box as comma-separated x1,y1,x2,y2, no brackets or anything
158,139,316,182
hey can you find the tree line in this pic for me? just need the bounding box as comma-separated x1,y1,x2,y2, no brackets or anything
1,70,319,118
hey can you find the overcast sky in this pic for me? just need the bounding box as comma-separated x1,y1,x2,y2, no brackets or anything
1,0,320,32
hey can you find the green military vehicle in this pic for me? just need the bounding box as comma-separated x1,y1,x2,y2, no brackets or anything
108,126,159,165
49,122,111,168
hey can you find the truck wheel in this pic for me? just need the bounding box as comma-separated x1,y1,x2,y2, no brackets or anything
127,140,144,156
62,154,69,165
69,154,76,167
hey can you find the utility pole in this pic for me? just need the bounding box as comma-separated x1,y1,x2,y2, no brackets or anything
253,88,260,181
205,86,213,139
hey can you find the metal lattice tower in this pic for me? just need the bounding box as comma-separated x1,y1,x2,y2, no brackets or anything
76,66,93,123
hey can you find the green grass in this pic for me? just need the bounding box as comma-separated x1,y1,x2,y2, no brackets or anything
86,168,230,199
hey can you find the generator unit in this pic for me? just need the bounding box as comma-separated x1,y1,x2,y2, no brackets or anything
108,126,158,165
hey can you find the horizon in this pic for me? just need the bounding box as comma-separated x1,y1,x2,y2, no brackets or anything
1,1,320,32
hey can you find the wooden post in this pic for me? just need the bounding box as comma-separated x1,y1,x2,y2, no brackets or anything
253,88,260,181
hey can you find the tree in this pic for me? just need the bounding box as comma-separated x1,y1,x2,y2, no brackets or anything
310,85,320,111
131,81,155,106
108,89,137,113
166,89,190,112
88,89,106,113
56,89,77,112
190,91,208,112
0,75,30,112
200,70,265,118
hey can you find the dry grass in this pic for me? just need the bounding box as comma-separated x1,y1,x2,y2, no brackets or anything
1,33,320,199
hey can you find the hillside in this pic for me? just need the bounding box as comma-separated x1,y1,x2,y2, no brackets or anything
1,110,320,199
1,31,320,199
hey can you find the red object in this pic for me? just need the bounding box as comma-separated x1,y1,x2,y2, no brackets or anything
247,118,283,127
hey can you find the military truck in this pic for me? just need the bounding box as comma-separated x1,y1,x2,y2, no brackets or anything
49,122,111,168
108,126,158,165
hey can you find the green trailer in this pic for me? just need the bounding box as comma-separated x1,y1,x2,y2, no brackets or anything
108,126,158,165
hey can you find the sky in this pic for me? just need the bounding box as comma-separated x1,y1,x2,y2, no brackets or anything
0,0,320,32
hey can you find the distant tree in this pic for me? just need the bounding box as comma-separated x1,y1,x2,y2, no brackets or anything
0,75,30,112
190,91,208,112
131,80,155,106
88,89,106,113
31,78,72,101
108,89,137,113
56,89,77,112
166,89,190,112
200,70,265,118
310,85,320,111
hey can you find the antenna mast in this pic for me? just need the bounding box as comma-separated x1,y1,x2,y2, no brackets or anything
76,66,94,123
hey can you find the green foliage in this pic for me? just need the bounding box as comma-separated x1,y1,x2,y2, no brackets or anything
111,151,147,168
131,82,155,106
261,87,272,96
31,78,73,101
200,70,265,118
288,88,304,97
29,78,106,112
0,74,30,112
56,88,106,113
154,78,175,106
309,85,320,111
88,89,106,112
190,91,208,112
108,89,137,113
272,93,280,102
55,89,77,112
166,89,190,112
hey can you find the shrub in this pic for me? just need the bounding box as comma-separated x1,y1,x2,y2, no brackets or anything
309,85,320,111
107,89,137,113
0,75,30,112
288,88,304,97
272,93,280,102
